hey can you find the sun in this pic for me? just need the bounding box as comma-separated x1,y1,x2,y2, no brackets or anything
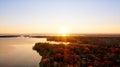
60,27,68,36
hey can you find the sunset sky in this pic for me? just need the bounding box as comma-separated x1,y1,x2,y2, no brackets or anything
0,0,120,34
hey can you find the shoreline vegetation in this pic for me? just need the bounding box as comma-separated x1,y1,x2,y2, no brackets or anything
33,36,120,67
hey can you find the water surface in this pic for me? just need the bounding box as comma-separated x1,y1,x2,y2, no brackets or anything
0,37,46,67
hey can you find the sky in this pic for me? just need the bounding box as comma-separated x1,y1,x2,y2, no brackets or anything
0,0,120,34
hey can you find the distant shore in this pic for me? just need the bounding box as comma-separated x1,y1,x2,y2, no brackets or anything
0,34,120,38
0,35,20,38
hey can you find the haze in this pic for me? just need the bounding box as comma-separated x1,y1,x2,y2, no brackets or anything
0,0,120,34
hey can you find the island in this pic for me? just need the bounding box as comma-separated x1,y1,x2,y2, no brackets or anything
33,36,120,67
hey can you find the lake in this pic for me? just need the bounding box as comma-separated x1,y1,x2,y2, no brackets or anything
0,37,47,67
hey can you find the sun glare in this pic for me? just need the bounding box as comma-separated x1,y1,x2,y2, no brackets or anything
60,27,68,36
